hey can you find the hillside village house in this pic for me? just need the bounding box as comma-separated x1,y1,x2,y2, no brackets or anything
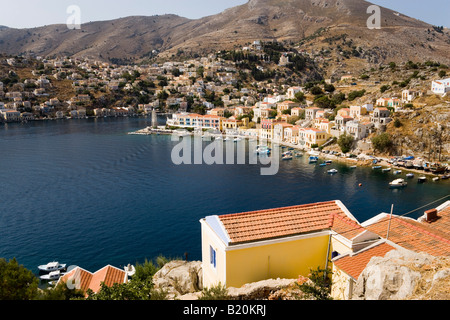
332,201,450,300
200,200,381,289
222,116,247,134
286,86,303,100
431,78,450,95
283,125,300,144
273,122,293,143
167,113,223,131
0,109,21,122
345,120,373,140
290,107,303,117
300,128,329,148
260,118,281,140
401,89,421,103
201,200,450,300
371,107,392,128
305,107,323,121
277,100,300,115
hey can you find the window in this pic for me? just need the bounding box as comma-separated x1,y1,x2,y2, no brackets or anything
331,251,340,259
210,246,217,269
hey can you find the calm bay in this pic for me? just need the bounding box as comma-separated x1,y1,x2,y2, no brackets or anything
0,116,448,274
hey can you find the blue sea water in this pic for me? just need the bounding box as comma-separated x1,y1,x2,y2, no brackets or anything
0,116,449,274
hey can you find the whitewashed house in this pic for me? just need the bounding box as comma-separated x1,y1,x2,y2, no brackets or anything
431,78,450,95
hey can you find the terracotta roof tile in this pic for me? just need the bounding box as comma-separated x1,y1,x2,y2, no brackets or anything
365,216,450,257
58,265,127,296
219,201,357,245
333,242,395,280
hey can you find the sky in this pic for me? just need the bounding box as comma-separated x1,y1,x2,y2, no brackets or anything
0,0,448,29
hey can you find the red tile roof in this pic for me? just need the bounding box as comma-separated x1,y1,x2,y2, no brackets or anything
218,201,361,245
365,215,450,257
58,265,127,296
333,242,395,280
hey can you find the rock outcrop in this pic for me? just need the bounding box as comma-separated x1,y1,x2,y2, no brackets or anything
153,253,450,300
353,250,450,300
152,260,203,299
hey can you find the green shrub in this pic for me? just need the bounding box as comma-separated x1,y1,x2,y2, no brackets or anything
198,283,230,300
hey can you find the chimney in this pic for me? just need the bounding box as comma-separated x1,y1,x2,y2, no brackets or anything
425,209,438,223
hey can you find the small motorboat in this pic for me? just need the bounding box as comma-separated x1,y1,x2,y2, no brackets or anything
319,163,327,167
124,264,136,278
349,165,357,169
389,178,407,188
418,176,427,183
256,146,271,155
441,174,450,180
38,262,67,273
372,166,382,170
328,169,338,174
309,156,318,163
382,168,391,172
394,170,402,175
406,173,414,178
432,177,440,182
282,154,293,160
295,152,303,158
40,270,65,281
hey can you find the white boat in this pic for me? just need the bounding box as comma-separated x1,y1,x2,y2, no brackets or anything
432,177,440,182
38,261,67,273
418,176,427,183
349,165,357,169
328,169,338,174
40,270,65,281
406,173,414,178
255,146,271,155
282,154,293,160
389,178,407,188
124,264,136,277
382,168,391,172
309,156,318,163
394,170,402,175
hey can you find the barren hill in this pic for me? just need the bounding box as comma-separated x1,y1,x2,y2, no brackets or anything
0,0,449,65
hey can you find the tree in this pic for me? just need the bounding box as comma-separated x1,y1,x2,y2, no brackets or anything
438,70,447,78
294,91,305,103
296,267,333,300
0,258,39,300
372,133,393,153
310,86,323,95
338,133,354,153
324,83,335,93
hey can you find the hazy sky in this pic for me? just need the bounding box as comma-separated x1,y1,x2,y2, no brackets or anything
0,0,448,29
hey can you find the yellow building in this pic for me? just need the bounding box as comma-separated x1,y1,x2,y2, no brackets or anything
200,200,379,289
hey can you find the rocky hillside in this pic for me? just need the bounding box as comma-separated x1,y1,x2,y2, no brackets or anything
0,0,449,65
354,249,450,300
152,250,450,300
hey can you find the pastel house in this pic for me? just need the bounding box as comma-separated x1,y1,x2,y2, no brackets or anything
431,78,450,95
200,200,379,289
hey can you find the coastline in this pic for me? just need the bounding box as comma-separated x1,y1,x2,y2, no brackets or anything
129,126,449,181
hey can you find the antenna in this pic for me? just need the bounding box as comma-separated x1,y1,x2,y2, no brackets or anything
386,204,394,240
